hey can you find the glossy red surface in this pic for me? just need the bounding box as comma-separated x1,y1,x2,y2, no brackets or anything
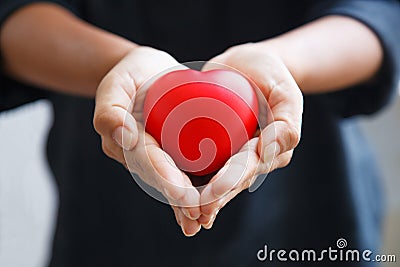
143,69,258,176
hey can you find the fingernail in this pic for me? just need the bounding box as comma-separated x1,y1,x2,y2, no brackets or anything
262,141,280,163
113,126,135,151
181,227,189,236
189,211,200,220
182,208,197,220
203,215,215,230
203,210,219,230
203,221,214,230
202,216,214,228
182,225,200,237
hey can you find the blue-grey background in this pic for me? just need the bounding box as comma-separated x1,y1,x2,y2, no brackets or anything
0,93,399,267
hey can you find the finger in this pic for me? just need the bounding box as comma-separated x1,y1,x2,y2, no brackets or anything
172,205,182,226
180,208,202,236
200,189,237,229
270,149,294,172
199,208,218,230
125,131,201,218
200,138,259,216
172,206,201,237
94,47,183,151
94,69,138,151
146,144,201,219
198,200,220,228
254,57,302,159
101,137,125,163
257,119,300,166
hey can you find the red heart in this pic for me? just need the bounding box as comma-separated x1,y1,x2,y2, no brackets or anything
143,69,258,176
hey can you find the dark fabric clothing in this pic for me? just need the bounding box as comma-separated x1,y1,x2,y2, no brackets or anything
1,1,400,266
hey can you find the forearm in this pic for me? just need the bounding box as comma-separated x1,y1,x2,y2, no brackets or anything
260,15,383,94
0,3,137,97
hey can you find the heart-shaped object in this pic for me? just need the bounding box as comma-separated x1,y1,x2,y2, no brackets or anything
143,69,259,176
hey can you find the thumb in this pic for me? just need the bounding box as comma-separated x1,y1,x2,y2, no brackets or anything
94,68,138,151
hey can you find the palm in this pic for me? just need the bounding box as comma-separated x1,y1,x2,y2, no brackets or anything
95,47,202,236
198,44,303,228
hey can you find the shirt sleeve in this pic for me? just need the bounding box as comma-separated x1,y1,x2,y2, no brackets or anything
0,0,74,112
306,0,400,117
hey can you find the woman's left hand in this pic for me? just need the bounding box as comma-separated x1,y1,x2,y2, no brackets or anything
198,43,304,229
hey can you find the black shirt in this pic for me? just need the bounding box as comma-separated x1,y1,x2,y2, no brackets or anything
1,1,400,266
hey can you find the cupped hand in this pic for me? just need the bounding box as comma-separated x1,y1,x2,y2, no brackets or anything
198,43,304,229
93,46,202,236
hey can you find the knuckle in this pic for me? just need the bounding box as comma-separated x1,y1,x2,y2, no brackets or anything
224,45,241,55
157,49,173,59
94,108,125,136
284,124,301,151
291,126,301,147
101,139,114,158
93,110,109,134
278,150,294,169
280,157,291,168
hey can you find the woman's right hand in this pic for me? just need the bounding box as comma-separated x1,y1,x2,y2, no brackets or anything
93,47,202,236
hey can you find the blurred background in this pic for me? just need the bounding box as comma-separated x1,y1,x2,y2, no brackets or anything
0,94,399,266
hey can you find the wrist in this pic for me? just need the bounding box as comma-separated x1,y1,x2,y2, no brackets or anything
0,2,139,97
93,37,138,92
255,39,307,92
256,16,384,93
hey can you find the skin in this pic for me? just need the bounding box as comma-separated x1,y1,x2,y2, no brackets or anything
0,3,383,236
